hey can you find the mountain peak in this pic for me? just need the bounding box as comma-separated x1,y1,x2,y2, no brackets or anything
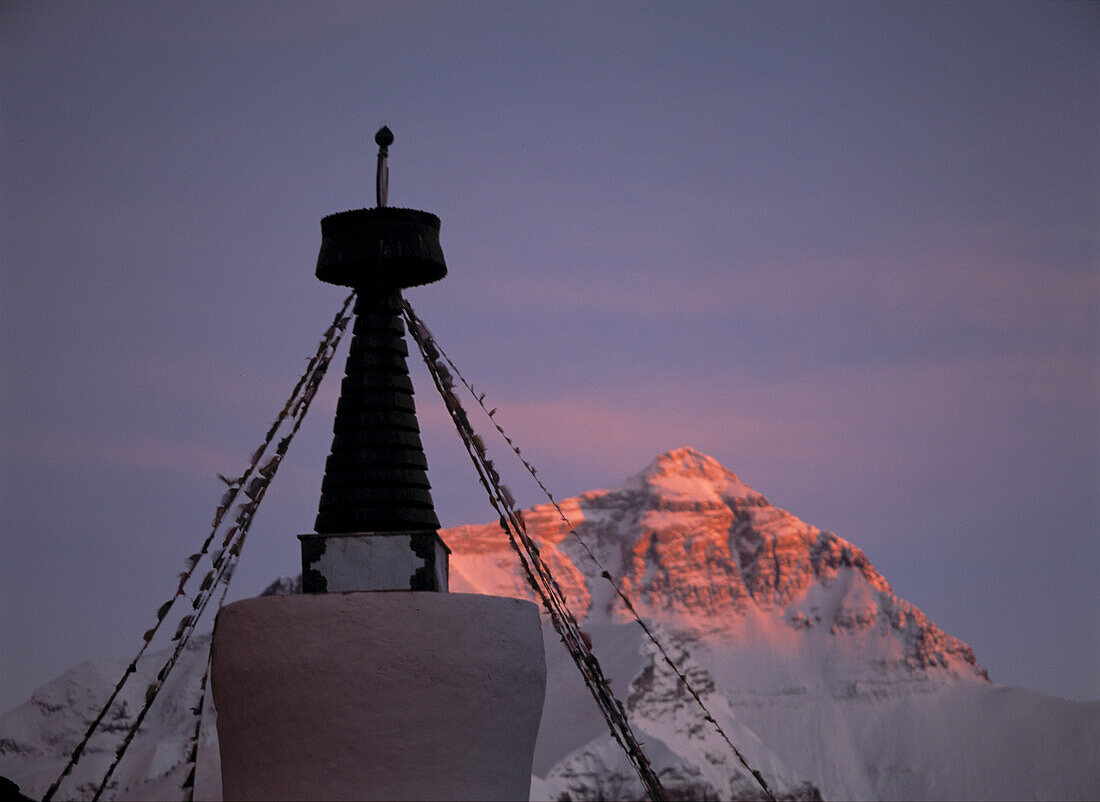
618,447,765,507
451,448,986,684
645,446,727,475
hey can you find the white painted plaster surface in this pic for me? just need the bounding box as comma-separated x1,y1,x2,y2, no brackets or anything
211,592,545,801
314,535,422,591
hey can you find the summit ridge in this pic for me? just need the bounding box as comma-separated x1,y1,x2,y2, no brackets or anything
618,446,765,506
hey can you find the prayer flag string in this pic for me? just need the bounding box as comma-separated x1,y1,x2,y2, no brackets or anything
404,303,668,802
44,292,355,802
404,301,776,802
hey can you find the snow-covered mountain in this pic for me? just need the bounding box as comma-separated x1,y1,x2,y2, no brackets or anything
0,637,221,802
451,448,1097,800
3,448,1097,800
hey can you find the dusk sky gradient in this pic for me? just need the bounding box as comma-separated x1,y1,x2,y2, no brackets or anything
1,1,1097,709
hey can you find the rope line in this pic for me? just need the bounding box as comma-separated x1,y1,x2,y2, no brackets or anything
404,303,668,802
89,296,353,801
403,301,776,802
44,292,355,802
179,546,240,801
179,651,211,801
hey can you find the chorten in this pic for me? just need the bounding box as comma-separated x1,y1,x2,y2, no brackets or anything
210,129,546,802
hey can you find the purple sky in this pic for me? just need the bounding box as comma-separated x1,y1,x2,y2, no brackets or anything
1,2,1096,709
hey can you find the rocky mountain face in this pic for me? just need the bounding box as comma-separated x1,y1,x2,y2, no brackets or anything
450,447,985,683
2,448,1096,800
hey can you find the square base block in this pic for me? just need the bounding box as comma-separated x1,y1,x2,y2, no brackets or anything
298,531,449,593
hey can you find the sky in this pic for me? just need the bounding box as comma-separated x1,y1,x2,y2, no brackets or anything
1,1,1096,710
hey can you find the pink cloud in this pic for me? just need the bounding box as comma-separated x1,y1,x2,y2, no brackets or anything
455,227,1096,349
414,347,1096,499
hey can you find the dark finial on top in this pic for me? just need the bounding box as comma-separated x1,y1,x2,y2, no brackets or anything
375,126,392,208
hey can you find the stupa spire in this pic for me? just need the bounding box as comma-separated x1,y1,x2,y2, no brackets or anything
299,127,450,593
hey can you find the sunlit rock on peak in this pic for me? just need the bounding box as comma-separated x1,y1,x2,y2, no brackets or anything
618,446,765,508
